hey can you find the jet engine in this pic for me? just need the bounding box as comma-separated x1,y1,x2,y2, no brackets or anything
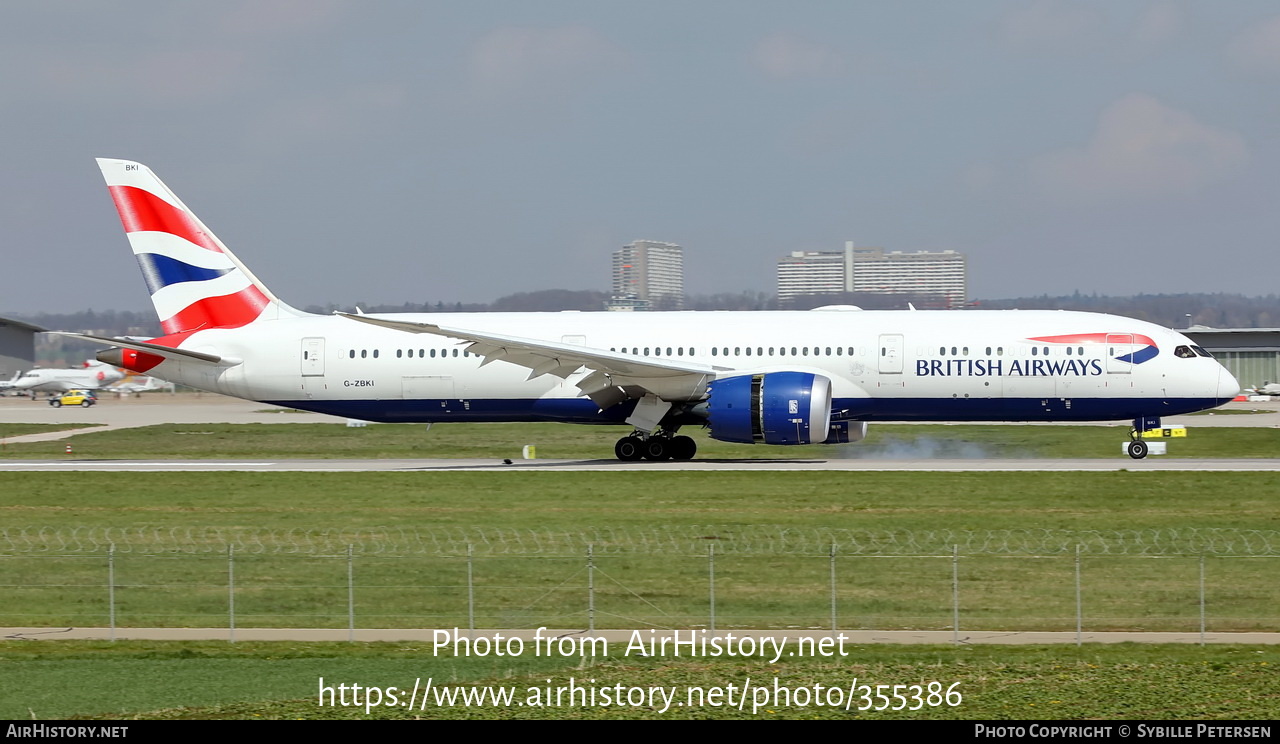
706,371,833,444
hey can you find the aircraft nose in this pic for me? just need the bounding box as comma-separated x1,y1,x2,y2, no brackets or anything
1217,366,1240,402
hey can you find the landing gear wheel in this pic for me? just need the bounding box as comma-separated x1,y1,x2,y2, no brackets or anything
642,437,671,461
669,435,697,460
614,436,644,461
1127,439,1149,460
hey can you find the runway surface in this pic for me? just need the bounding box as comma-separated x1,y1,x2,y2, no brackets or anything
3,393,1278,471
3,457,1280,472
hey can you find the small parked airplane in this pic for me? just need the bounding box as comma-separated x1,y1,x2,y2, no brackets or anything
57,159,1239,460
5,360,125,394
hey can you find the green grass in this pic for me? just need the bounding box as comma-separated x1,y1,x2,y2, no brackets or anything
0,641,578,720
3,471,1278,533
0,421,1277,459
2,421,1278,719
0,423,102,439
2,472,1277,631
2,641,1276,720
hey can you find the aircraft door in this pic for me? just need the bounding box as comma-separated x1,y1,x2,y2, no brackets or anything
1106,334,1133,374
878,334,904,374
301,337,325,377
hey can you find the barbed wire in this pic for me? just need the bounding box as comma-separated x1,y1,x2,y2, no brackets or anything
2,526,1277,556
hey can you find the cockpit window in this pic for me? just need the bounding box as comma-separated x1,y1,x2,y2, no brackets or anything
1174,345,1196,359
1192,346,1215,359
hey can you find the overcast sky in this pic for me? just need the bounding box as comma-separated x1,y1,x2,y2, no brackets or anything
3,1,1279,313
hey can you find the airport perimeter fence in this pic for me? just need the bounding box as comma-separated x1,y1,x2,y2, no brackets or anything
2,526,1278,637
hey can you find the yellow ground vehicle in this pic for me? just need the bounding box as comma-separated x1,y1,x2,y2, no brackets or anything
50,390,96,408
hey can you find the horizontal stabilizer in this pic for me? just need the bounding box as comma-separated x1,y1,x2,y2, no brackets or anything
48,332,239,366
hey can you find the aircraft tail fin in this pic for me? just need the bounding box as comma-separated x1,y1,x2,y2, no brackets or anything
96,158,309,335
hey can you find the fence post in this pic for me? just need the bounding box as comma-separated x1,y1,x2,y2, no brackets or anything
347,544,355,642
467,543,475,639
1074,545,1082,647
108,543,116,642
829,542,837,633
952,545,960,644
587,544,595,634
709,543,716,633
228,544,236,643
1199,553,1206,646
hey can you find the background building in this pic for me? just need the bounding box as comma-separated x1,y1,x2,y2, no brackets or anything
0,316,42,381
608,240,684,311
776,250,851,304
777,242,967,308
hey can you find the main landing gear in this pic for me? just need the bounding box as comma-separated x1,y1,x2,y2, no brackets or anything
614,431,697,461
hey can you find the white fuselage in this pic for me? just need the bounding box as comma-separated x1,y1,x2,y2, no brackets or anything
134,309,1237,426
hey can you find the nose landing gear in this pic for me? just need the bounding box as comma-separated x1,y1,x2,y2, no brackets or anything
1127,416,1154,459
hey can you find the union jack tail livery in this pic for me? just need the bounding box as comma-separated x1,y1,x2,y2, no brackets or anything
96,159,306,334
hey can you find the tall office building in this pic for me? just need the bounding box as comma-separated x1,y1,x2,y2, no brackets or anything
608,240,684,311
777,241,967,308
776,250,852,303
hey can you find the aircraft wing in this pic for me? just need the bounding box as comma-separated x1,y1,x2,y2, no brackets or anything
339,313,726,406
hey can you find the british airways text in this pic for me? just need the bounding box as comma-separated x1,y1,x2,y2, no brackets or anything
915,359,1104,377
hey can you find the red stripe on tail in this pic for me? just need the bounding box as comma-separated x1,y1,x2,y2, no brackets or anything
159,285,270,335
107,185,224,253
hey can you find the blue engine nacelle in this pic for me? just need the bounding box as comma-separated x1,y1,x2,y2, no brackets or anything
706,372,833,445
